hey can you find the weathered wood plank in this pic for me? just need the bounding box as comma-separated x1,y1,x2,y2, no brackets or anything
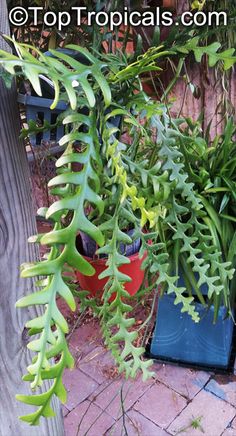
169,62,235,138
0,1,64,434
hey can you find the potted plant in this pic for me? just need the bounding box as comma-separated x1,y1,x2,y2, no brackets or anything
76,228,146,298
0,36,235,425
150,117,236,369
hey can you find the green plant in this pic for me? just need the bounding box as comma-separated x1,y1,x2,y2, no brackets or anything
177,116,236,317
0,36,236,425
176,415,205,434
138,1,236,126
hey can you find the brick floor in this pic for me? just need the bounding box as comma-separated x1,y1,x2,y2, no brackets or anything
91,375,155,420
63,368,99,411
205,374,236,407
222,429,236,436
64,400,114,436
79,346,116,384
221,413,236,436
167,390,236,436
153,362,211,400
63,317,236,436
62,405,70,418
107,409,170,435
69,319,102,363
230,416,236,429
134,381,187,429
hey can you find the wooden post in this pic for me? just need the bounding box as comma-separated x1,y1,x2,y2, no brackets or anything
0,1,64,434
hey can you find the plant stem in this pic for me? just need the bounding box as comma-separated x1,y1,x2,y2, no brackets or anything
160,58,185,102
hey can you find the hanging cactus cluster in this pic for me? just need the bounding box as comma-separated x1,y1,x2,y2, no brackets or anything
0,36,235,425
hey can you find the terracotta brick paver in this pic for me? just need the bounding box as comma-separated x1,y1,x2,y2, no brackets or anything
107,409,170,435
221,414,236,436
230,415,236,428
154,362,211,399
134,381,187,428
79,346,116,384
91,375,155,419
168,390,236,436
62,405,70,418
64,400,114,436
205,374,236,407
63,319,236,436
69,319,102,362
222,429,236,436
63,368,99,411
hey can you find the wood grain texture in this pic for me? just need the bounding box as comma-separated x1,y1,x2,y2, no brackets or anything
140,0,236,138
169,61,235,139
0,1,64,434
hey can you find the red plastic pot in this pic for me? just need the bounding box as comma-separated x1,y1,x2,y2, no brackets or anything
76,249,147,298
